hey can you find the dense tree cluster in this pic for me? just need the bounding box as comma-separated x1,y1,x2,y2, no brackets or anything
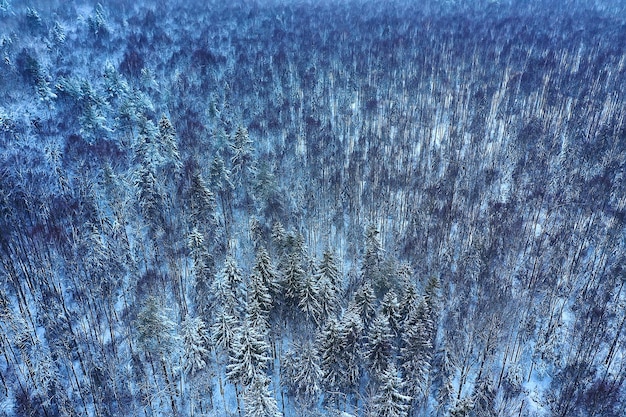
1,1,626,417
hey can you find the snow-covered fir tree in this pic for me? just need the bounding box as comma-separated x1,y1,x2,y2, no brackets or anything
370,364,411,417
282,340,323,408
180,314,210,376
244,375,282,417
227,316,271,387
365,314,394,383
298,270,323,326
401,297,434,403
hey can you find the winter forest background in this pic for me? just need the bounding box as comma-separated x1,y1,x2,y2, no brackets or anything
0,0,625,416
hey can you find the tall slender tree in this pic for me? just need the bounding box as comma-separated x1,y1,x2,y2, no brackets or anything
227,317,271,387
371,364,411,417
180,314,210,376
244,375,282,417
282,340,323,408
365,314,394,384
401,297,434,404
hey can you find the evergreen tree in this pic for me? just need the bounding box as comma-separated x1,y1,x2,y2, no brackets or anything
399,278,419,321
281,250,305,313
211,307,238,354
157,114,182,172
103,61,127,101
318,249,342,290
365,314,393,383
424,275,441,323
135,297,179,415
354,280,376,328
254,162,282,218
316,272,339,321
337,308,364,396
180,314,210,376
247,297,271,336
448,397,474,417
227,317,271,387
244,375,282,417
381,290,402,337
436,375,456,417
88,3,108,37
282,340,323,408
316,249,341,319
221,255,244,312
363,223,383,281
249,216,264,247
209,154,234,225
209,155,233,193
231,125,256,185
135,118,162,167
252,246,280,299
188,229,214,315
186,169,216,231
318,318,343,402
212,260,242,357
298,271,323,325
249,270,273,318
400,297,434,401
50,20,66,45
134,163,164,228
371,364,411,417
271,221,287,254
135,296,176,356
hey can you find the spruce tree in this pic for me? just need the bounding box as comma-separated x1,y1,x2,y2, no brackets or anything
186,169,216,231
448,397,474,417
212,260,242,354
180,314,210,376
271,221,287,254
337,308,364,396
157,114,182,172
209,154,234,225
188,229,214,315
282,340,323,407
226,317,271,387
354,280,376,328
371,364,411,417
365,314,393,383
221,256,244,313
135,297,179,415
212,269,237,317
362,223,383,283
318,249,341,289
400,297,434,401
230,125,256,185
318,318,343,403
281,250,305,313
249,270,273,319
134,163,164,228
399,279,419,320
381,290,402,337
209,154,233,192
252,246,280,300
135,296,176,356
135,118,162,167
211,308,238,354
298,271,323,325
247,296,271,335
244,375,282,417
316,249,341,319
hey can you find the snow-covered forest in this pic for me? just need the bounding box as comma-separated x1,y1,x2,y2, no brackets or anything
1,0,625,416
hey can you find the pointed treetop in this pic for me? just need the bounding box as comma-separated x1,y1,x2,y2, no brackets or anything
372,363,411,417
181,314,210,376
